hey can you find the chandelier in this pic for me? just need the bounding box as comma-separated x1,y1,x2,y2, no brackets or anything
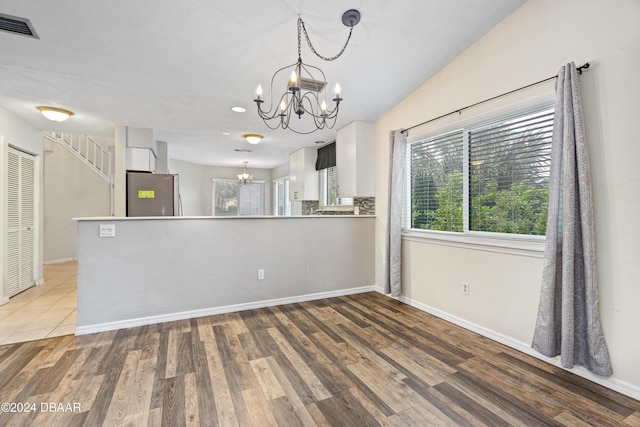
253,10,361,134
237,161,253,185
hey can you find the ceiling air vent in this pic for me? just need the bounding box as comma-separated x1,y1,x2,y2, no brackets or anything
299,77,326,93
0,13,39,39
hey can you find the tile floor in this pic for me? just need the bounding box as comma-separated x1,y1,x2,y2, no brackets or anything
0,261,77,345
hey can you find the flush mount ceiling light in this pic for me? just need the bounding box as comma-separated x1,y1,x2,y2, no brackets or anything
37,106,74,122
243,133,263,145
237,161,253,185
231,106,247,113
253,9,361,134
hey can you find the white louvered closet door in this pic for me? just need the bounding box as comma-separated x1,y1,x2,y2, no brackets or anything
6,147,36,297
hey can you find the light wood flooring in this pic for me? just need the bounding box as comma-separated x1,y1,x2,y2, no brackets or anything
0,292,638,426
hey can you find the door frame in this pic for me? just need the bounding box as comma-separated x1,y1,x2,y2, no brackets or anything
0,134,6,305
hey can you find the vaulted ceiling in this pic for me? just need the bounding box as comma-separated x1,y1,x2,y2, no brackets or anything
0,0,525,168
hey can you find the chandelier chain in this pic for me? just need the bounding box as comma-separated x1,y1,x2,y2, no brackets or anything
298,18,354,62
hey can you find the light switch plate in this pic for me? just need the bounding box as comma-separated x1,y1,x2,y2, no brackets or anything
99,224,116,238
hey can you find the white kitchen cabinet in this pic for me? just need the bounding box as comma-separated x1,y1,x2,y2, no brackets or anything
125,147,156,172
124,126,157,172
289,147,319,201
336,121,374,198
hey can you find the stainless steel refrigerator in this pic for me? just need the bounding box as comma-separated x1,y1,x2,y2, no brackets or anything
126,172,179,216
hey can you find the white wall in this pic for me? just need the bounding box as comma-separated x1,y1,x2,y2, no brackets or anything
271,162,289,180
43,136,111,262
169,159,206,216
155,140,169,174
113,126,126,216
0,108,44,301
374,0,640,396
76,216,375,331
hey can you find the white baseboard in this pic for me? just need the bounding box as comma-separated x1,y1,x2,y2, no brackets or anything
44,257,77,265
75,285,375,336
397,294,640,401
0,296,9,306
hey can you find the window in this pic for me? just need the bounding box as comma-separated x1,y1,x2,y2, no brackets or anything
212,179,264,216
274,177,291,216
406,105,553,236
315,141,352,208
409,129,464,231
320,166,352,207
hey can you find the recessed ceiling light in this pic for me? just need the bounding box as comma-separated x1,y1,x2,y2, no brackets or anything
231,106,246,113
222,132,230,135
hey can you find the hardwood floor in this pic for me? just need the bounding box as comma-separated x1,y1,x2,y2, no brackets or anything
0,292,638,426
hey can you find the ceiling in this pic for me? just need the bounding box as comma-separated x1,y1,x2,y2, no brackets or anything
0,0,525,169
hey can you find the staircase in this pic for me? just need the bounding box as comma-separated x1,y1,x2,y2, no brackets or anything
44,132,112,183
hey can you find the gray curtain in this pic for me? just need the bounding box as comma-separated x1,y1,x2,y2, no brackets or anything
384,130,406,297
531,63,612,376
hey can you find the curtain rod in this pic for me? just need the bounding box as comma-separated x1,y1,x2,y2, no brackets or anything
401,62,590,135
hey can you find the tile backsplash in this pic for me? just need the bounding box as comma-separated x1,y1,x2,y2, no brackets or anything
354,197,375,215
300,197,375,216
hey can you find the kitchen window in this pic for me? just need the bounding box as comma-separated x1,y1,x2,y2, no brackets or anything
274,177,291,216
320,166,353,207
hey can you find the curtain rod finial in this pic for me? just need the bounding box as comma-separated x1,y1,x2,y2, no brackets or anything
578,62,590,74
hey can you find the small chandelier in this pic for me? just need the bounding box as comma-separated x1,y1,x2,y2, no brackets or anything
253,10,361,134
237,161,253,185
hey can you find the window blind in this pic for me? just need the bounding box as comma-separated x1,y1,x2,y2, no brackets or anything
407,104,554,236
409,129,464,231
469,107,553,234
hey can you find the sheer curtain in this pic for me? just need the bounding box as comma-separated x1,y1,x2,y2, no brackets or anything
531,63,612,376
384,130,406,297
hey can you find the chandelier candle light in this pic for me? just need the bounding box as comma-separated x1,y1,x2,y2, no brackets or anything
253,10,361,134
237,161,253,185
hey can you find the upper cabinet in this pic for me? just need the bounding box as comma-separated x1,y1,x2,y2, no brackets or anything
126,147,156,172
289,147,319,201
123,126,158,173
336,121,374,198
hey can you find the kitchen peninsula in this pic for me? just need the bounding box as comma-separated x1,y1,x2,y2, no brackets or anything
74,215,374,334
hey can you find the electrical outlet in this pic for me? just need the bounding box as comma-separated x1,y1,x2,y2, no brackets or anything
461,282,469,295
257,269,265,280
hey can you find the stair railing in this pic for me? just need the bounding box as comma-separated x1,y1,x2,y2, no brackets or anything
45,132,112,183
